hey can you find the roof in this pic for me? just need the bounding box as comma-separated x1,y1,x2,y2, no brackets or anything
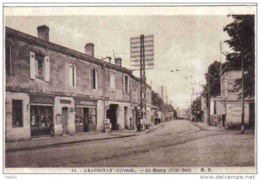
5,27,132,75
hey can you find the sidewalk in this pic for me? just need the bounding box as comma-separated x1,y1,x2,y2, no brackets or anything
191,122,226,131
5,124,162,152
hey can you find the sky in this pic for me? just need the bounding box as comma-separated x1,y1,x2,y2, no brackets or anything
4,6,245,109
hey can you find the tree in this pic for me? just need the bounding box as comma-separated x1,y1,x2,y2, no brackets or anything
151,91,177,117
202,61,221,103
206,61,221,97
191,96,201,117
151,91,164,110
223,15,255,98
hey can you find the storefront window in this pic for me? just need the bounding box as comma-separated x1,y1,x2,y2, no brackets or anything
30,106,53,136
89,108,97,125
12,100,23,128
75,107,83,126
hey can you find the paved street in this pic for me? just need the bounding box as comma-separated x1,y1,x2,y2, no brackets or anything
5,120,255,167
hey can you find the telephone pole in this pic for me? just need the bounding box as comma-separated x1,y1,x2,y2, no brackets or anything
241,53,245,134
130,34,154,131
207,73,211,125
139,34,146,131
219,41,222,76
219,41,223,124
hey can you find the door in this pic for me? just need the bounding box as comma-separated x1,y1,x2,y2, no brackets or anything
124,107,128,129
62,107,68,134
107,104,118,130
249,103,255,127
83,108,89,132
131,109,135,129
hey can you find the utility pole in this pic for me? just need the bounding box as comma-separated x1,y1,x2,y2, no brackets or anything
207,73,211,125
219,41,222,76
139,34,146,131
241,53,245,134
219,41,223,124
130,34,153,131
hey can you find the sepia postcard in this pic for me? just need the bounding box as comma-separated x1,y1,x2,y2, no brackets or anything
2,2,257,177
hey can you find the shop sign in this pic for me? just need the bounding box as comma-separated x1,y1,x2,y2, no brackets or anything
30,95,54,104
60,100,71,104
226,102,249,124
56,114,62,124
75,99,97,106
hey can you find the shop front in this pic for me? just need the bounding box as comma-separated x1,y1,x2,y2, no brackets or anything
29,94,54,137
74,98,97,133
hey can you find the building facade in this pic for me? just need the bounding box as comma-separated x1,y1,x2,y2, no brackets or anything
5,25,152,141
209,70,255,128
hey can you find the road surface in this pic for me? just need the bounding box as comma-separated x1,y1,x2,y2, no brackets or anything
5,120,255,167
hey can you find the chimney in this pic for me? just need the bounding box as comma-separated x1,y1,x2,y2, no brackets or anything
115,57,122,67
85,43,94,57
37,25,49,41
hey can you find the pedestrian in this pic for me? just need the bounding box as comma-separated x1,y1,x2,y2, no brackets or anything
49,123,54,136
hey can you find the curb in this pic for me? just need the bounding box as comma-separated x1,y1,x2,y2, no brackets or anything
6,125,162,153
191,123,209,131
5,134,137,153
145,126,161,133
191,122,226,131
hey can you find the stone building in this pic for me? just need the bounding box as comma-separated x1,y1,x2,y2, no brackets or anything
5,25,152,141
209,70,255,128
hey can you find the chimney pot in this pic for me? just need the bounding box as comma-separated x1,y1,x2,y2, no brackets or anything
115,58,122,67
85,43,94,57
37,25,49,41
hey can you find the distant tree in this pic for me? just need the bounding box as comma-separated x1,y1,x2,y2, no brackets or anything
204,61,221,100
162,104,175,113
191,96,201,117
151,91,177,116
151,91,164,110
223,15,255,98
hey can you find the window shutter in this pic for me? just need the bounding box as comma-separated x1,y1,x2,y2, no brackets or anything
95,70,97,89
69,64,73,86
73,64,77,87
127,76,129,93
35,60,38,77
30,52,36,79
110,74,115,91
91,69,94,89
44,56,50,82
123,75,126,93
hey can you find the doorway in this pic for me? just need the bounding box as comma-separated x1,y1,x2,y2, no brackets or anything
131,109,135,129
30,105,53,137
107,104,118,130
249,103,255,127
83,108,89,132
62,107,68,134
124,107,128,129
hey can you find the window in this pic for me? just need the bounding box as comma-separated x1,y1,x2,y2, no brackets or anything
30,52,50,81
214,101,217,115
12,100,23,128
89,108,97,125
75,108,83,126
30,106,53,136
124,75,129,93
110,73,116,91
92,69,97,90
35,54,44,79
69,64,76,86
5,44,12,76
